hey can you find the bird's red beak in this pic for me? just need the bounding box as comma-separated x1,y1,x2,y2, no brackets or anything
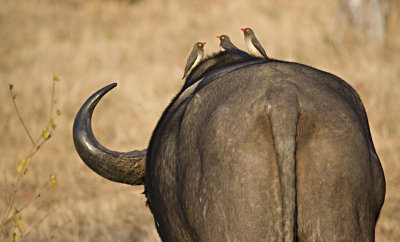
202,42,207,46
241,28,245,32
216,36,221,39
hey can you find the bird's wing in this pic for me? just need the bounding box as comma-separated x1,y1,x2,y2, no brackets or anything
182,49,198,79
227,41,238,50
251,36,268,58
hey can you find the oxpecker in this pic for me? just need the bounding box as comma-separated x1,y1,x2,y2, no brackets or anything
182,42,206,80
216,35,238,51
241,27,268,58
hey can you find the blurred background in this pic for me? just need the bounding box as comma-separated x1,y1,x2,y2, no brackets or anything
0,0,399,241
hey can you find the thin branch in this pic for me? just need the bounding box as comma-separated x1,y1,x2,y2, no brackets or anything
30,138,48,158
2,170,56,229
2,169,9,205
19,180,47,213
9,86,35,146
1,82,57,233
23,209,55,238
0,132,49,231
49,81,55,123
1,80,59,236
2,193,41,228
0,167,24,231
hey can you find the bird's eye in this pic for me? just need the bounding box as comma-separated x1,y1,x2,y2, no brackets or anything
246,29,249,32
199,44,202,46
221,36,224,39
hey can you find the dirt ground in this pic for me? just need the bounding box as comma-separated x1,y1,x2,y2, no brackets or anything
1,0,399,241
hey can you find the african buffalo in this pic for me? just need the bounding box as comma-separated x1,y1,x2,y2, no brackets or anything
73,50,385,241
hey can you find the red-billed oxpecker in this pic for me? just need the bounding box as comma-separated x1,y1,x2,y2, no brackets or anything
217,35,239,51
241,27,268,58
182,42,206,80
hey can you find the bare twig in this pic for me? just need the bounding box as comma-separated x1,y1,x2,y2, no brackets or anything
49,80,55,123
23,209,56,238
9,85,35,146
2,192,41,228
19,180,48,213
2,169,9,205
1,146,41,231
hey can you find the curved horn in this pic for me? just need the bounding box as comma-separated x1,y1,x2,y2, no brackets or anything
73,83,146,185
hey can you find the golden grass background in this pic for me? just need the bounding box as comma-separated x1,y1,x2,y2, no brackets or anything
0,0,399,241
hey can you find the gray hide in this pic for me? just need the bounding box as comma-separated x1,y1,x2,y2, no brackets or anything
73,51,385,242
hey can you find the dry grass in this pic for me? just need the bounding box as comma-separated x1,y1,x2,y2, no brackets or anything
0,0,399,241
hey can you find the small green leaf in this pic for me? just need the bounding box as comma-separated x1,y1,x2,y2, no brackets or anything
53,75,60,82
13,233,18,242
17,160,26,174
12,94,16,99
17,219,24,233
50,174,57,185
15,208,20,213
42,129,50,140
9,84,13,90
12,210,24,233
50,119,57,129
56,109,62,116
24,168,28,174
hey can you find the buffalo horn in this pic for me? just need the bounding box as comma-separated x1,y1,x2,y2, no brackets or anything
73,83,146,185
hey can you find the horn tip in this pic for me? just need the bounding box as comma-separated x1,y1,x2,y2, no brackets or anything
106,82,117,91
